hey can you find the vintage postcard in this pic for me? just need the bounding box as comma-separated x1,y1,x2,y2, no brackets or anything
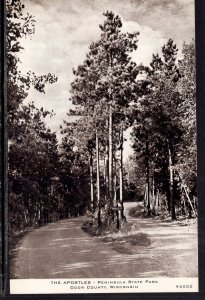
7,0,198,294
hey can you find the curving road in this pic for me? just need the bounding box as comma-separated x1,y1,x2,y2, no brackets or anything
12,202,198,279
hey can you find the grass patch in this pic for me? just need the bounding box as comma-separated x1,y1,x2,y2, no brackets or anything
126,233,151,246
113,231,151,255
100,231,151,255
101,232,150,246
112,242,133,255
129,205,144,217
82,217,151,255
9,228,33,278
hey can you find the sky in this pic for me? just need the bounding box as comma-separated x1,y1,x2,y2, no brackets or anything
19,0,195,157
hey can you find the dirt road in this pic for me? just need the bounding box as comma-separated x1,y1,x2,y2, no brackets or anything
12,202,198,278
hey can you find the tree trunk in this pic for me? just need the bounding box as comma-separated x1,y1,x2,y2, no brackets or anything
155,189,159,214
89,151,94,211
114,158,117,206
182,194,187,216
108,105,113,206
105,119,109,204
38,201,41,226
193,196,197,214
103,155,106,203
168,144,176,221
167,185,171,213
96,129,101,226
145,131,151,215
144,184,147,212
183,186,196,218
152,174,155,209
96,129,100,208
119,128,124,219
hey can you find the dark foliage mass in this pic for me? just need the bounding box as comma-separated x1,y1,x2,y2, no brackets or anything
8,2,197,234
7,0,60,232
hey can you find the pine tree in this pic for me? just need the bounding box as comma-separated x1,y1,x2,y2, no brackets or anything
132,39,183,220
65,11,140,228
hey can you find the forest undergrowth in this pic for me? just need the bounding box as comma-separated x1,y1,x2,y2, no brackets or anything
82,216,151,255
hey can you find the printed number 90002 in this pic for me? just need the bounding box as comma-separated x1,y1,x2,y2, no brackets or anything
176,285,192,288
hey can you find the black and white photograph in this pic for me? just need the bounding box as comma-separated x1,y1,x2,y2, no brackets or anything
7,0,198,294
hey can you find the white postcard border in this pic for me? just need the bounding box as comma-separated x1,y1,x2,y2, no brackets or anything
10,277,198,294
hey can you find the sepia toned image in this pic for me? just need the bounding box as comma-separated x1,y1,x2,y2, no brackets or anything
7,0,198,294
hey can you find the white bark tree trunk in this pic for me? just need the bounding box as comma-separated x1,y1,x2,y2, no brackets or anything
96,129,100,208
108,106,113,207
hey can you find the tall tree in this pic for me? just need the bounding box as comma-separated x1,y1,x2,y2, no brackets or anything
176,41,196,192
65,11,141,227
132,39,183,220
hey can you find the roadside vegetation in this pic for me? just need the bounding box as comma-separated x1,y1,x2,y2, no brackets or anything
83,220,150,255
